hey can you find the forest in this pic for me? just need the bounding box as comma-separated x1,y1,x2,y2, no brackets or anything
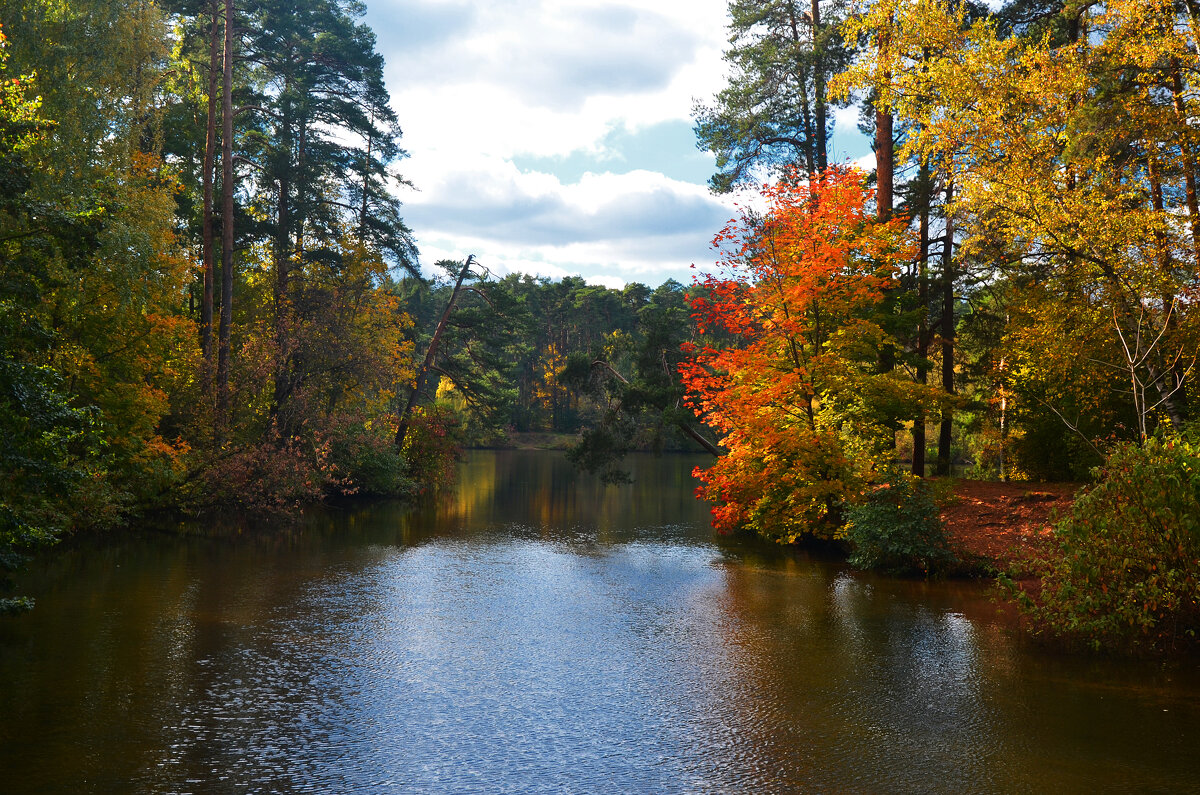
1,0,1199,649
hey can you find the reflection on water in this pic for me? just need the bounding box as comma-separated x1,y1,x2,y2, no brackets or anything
1,450,1199,793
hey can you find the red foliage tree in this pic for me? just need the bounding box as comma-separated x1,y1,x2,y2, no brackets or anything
681,167,937,541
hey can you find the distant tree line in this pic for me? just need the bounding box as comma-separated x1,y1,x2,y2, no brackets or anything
396,269,719,479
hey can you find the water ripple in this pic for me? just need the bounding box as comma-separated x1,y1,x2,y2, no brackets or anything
3,452,1200,793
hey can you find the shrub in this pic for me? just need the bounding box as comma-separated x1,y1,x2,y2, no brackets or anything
325,417,413,497
401,404,461,494
1019,436,1200,652
193,429,326,514
845,469,958,575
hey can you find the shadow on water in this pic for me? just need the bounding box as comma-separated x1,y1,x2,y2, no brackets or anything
1,450,1199,793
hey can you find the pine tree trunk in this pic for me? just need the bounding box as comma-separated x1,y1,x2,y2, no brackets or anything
200,0,219,395
912,166,930,477
786,4,816,176
1170,64,1200,273
272,170,290,416
936,181,955,476
359,119,372,235
216,0,235,428
874,23,893,220
811,0,826,172
875,107,892,221
874,41,895,446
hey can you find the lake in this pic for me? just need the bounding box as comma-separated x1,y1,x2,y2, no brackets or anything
1,450,1198,793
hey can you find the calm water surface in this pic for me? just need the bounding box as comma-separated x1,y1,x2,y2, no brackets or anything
1,450,1198,793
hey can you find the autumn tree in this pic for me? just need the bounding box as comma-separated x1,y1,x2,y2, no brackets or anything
0,0,195,506
850,0,1199,470
681,168,941,541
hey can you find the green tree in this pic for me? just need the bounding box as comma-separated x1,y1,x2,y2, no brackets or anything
230,0,416,425
396,262,534,447
561,280,720,483
694,0,852,192
0,23,95,610
0,0,195,513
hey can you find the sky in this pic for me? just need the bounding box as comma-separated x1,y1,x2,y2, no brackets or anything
363,0,872,289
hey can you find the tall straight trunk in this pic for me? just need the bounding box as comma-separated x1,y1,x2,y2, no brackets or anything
998,357,1008,481
200,0,219,394
1148,153,1191,421
1170,64,1200,272
1149,153,1174,284
294,119,307,254
872,37,895,447
811,0,826,172
875,107,893,220
786,5,816,176
217,0,235,427
874,22,893,219
936,181,955,476
912,166,930,477
272,170,290,415
359,116,373,235
872,34,895,451
275,175,290,311
272,70,302,420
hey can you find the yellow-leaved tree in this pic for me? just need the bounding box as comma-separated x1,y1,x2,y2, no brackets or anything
839,0,1199,456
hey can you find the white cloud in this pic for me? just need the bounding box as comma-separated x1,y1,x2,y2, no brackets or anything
402,162,735,286
853,153,877,172
366,0,736,286
833,105,860,132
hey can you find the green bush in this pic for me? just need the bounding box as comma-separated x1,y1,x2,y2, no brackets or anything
327,421,413,497
400,405,461,494
1020,436,1200,652
845,469,958,575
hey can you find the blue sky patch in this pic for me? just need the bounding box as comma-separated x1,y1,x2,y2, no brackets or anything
512,120,717,186
513,117,875,188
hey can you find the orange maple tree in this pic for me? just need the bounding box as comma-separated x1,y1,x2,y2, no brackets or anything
681,167,937,541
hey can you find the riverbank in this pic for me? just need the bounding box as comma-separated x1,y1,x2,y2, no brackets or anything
471,443,1085,579
939,479,1081,576
493,431,576,450
484,431,705,453
5,449,1198,792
